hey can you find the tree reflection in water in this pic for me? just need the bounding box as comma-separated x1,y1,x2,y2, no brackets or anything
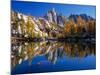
11,41,95,69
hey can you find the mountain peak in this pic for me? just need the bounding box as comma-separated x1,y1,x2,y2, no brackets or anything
69,14,95,23
44,8,66,27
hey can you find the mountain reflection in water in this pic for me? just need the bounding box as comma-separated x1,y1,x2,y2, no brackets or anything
11,41,96,74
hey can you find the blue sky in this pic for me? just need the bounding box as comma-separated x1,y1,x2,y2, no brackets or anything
11,0,96,18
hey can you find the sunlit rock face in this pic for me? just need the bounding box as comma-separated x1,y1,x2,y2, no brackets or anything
11,8,65,38
11,8,96,40
44,8,67,27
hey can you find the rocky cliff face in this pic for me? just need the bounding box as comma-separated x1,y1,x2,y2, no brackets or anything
11,8,96,39
44,8,67,27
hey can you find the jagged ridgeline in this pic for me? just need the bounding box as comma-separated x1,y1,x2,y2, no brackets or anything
11,8,96,40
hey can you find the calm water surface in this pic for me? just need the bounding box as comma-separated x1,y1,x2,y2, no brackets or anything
11,41,96,74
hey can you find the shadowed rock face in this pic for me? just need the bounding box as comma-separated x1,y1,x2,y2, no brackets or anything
69,14,95,23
